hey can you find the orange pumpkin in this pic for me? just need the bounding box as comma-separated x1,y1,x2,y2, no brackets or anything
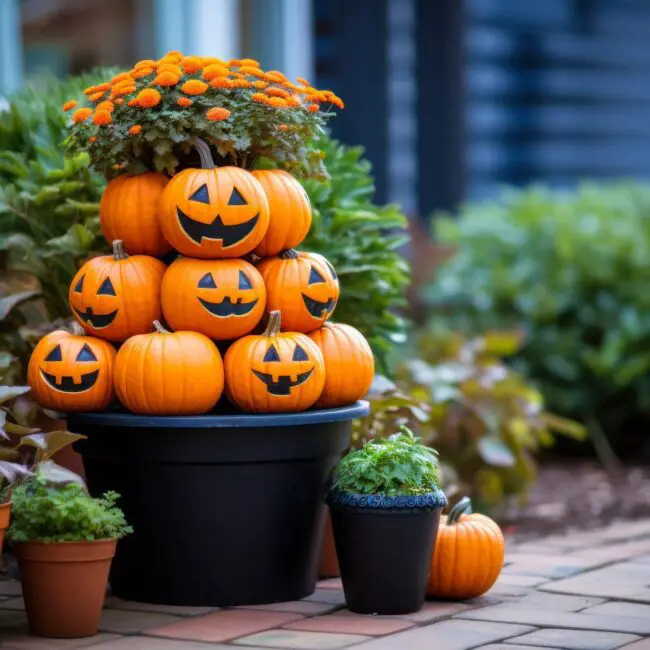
27,324,116,412
100,172,170,256
161,257,266,340
114,321,224,415
159,139,270,258
252,169,312,257
224,310,325,413
427,497,504,600
308,322,374,408
69,240,165,342
257,249,339,333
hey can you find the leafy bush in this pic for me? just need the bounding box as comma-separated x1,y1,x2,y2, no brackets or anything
331,427,441,496
65,54,340,178
354,328,585,509
424,182,650,446
8,474,132,542
301,137,410,368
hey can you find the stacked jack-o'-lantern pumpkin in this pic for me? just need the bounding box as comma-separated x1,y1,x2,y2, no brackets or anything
27,139,375,416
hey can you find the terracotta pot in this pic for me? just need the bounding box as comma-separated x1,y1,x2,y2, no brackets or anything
0,501,10,556
15,539,116,638
318,509,340,578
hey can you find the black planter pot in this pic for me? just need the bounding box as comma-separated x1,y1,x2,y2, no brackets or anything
68,402,368,607
328,489,447,614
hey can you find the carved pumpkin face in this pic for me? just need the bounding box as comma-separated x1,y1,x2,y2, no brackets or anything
27,327,116,412
224,311,325,413
258,250,340,333
161,258,266,340
159,141,270,259
69,240,166,342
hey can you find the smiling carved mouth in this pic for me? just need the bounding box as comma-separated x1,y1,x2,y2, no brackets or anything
199,296,259,318
252,368,314,396
302,294,337,318
177,208,259,247
72,306,118,329
40,369,99,393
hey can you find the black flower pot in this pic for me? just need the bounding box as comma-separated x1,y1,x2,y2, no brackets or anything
328,489,447,614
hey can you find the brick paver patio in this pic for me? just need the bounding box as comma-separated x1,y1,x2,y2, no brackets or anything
2,520,650,649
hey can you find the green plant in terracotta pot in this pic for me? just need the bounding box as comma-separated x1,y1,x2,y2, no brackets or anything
327,427,447,615
8,474,132,638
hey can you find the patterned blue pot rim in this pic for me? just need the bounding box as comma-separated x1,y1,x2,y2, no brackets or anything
326,487,447,510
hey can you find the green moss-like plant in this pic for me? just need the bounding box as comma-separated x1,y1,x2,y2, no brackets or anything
331,427,441,496
8,475,132,543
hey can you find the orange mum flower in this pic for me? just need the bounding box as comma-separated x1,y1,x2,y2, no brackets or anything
135,88,162,108
267,97,288,108
128,99,139,107
182,57,203,74
177,97,193,107
285,96,301,107
210,77,234,89
163,50,183,60
228,59,242,67
201,56,228,66
329,94,345,109
152,72,180,87
296,77,311,86
89,136,97,142
181,79,208,95
112,77,135,90
72,107,92,123
89,91,106,102
93,110,112,126
112,86,137,98
157,63,183,77
134,59,157,69
282,81,301,91
110,73,133,86
252,80,269,89
129,125,142,135
278,124,290,132
265,87,290,99
238,66,265,77
251,93,270,105
133,67,155,79
202,64,230,80
115,98,124,105
62,100,77,112
238,58,260,68
265,71,286,83
231,79,252,88
96,100,114,113
307,103,319,113
84,83,110,96
206,107,231,122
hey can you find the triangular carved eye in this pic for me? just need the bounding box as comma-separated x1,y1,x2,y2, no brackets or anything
238,271,253,290
198,273,217,289
45,345,62,362
263,345,280,362
97,278,116,296
73,274,85,293
76,344,97,362
308,267,325,285
190,184,210,204
228,187,247,206
293,344,309,361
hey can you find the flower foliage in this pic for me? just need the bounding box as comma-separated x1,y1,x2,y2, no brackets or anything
331,426,442,497
65,53,344,178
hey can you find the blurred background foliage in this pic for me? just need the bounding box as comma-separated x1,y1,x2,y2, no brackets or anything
425,183,650,458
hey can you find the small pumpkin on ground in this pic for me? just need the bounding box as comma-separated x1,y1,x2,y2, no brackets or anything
114,321,224,415
252,169,312,258
159,139,270,258
257,249,339,333
308,322,374,408
27,323,116,412
224,310,325,413
161,257,266,340
100,172,170,256
427,497,504,600
69,240,166,342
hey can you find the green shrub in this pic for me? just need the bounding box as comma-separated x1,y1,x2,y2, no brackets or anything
424,182,650,447
331,427,441,496
8,474,132,543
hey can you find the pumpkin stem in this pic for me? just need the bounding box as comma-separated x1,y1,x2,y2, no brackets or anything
263,311,282,337
69,322,85,336
280,249,299,260
194,138,216,170
153,320,169,334
447,496,473,524
112,240,129,260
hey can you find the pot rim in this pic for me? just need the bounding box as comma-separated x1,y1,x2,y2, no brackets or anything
327,487,447,511
12,538,117,562
68,400,369,429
